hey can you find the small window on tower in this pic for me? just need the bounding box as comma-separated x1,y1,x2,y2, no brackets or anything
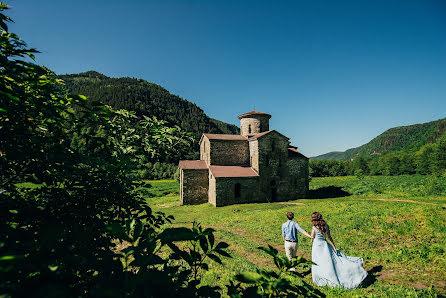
248,124,251,134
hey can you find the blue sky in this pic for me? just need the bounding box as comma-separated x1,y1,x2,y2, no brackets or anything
7,0,446,156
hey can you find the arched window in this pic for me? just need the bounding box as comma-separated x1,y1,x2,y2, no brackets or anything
235,183,241,198
248,124,252,134
271,140,275,151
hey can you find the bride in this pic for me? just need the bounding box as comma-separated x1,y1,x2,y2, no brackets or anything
310,212,368,289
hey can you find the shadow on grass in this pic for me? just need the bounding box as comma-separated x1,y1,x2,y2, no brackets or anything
362,265,383,288
309,186,351,199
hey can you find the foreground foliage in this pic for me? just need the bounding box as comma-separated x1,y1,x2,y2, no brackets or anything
1,4,319,297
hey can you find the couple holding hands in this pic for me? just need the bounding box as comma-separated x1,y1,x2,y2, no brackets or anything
282,211,368,289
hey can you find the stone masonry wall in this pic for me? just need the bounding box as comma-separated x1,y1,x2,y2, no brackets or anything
256,133,291,202
208,173,216,206
200,138,211,165
249,140,259,172
181,169,209,205
209,140,249,166
286,158,309,198
240,115,270,135
213,177,260,207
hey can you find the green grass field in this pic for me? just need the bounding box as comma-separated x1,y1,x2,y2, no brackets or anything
143,176,446,297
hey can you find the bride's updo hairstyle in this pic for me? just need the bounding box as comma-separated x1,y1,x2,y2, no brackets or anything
311,212,327,234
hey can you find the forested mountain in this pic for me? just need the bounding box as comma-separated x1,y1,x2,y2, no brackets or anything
58,71,239,146
313,117,446,160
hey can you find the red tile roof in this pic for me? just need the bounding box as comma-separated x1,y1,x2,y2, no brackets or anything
203,133,247,141
179,160,208,169
248,130,272,140
248,130,289,140
209,166,259,178
288,148,308,159
238,110,272,119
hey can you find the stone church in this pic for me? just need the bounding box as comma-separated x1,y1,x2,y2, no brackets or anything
179,111,309,207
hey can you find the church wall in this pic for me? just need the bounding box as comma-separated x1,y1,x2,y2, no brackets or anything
256,133,292,202
240,115,270,135
286,158,309,198
200,138,211,165
181,169,209,205
249,140,259,172
214,177,260,207
208,173,216,206
209,140,249,166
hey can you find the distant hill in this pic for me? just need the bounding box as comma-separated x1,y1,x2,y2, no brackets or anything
58,71,239,139
313,117,446,160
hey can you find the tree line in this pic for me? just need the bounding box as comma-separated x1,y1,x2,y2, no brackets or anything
310,135,446,177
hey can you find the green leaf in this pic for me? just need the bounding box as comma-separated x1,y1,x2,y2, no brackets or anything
26,52,35,60
207,253,222,264
4,93,19,102
215,249,232,258
48,265,58,271
208,233,215,248
199,236,209,252
215,242,229,249
125,218,135,236
133,220,143,238
159,227,196,244
0,255,23,261
258,245,278,257
0,108,7,112
235,272,263,284
203,227,215,234
105,223,131,242
121,247,134,255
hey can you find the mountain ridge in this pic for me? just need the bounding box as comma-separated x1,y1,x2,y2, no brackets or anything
58,71,239,133
57,70,240,161
312,117,446,160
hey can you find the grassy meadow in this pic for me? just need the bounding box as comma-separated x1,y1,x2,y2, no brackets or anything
143,176,446,297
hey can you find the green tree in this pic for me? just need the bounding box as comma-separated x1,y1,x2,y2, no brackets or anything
415,143,436,174
434,134,446,173
352,156,370,175
398,151,416,174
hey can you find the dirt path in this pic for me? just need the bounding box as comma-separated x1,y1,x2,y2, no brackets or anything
276,202,305,206
360,198,445,206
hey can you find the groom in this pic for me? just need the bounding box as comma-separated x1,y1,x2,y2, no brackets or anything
282,211,312,261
